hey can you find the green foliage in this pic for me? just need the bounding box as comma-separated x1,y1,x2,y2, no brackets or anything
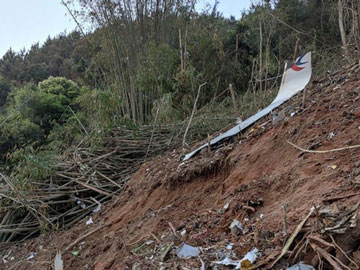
7,146,57,187
136,42,178,96
0,77,82,152
0,77,10,106
1,118,43,147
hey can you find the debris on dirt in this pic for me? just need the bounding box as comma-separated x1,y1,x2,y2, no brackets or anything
3,63,360,270
213,257,240,267
160,242,174,261
85,216,94,225
54,251,63,270
229,219,245,236
271,207,314,268
288,262,315,270
176,243,200,259
213,248,260,269
26,252,35,260
320,201,360,234
238,248,261,268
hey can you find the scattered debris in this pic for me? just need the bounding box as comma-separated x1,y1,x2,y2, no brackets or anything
26,252,35,260
223,201,230,211
4,62,360,270
86,217,94,225
176,243,200,259
237,248,261,269
160,242,174,261
287,262,315,270
200,257,206,270
272,110,286,125
321,201,360,234
72,251,79,256
226,243,234,250
271,208,314,267
213,248,260,269
213,257,240,267
229,219,245,235
54,251,64,270
91,197,102,213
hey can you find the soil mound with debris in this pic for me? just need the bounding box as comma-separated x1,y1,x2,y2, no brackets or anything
2,64,360,269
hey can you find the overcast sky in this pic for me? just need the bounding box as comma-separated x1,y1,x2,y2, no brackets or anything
0,0,251,58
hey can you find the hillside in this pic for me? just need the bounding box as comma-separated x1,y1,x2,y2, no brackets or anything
1,62,360,269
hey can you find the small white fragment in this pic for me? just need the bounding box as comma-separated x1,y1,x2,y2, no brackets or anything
329,132,335,139
236,248,261,269
200,257,205,270
76,200,86,209
180,229,187,237
86,217,94,225
259,214,264,219
226,243,234,250
90,197,102,213
214,257,239,266
223,202,230,211
229,219,244,235
290,112,296,117
26,252,35,260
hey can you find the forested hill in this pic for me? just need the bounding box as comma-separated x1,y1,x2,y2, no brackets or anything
0,0,358,176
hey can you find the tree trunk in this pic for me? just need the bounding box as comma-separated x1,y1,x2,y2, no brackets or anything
353,0,360,58
338,0,350,60
258,16,263,105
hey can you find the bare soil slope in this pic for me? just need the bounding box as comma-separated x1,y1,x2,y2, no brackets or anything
2,65,360,270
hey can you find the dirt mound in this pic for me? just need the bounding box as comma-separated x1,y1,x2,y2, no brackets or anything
2,64,360,269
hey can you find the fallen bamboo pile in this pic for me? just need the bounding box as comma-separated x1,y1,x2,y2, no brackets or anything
0,117,235,243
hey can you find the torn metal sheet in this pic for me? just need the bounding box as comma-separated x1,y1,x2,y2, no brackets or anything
176,243,200,259
184,52,312,160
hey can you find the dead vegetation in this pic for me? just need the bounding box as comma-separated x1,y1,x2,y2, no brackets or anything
2,63,360,269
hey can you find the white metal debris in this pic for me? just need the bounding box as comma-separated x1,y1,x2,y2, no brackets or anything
26,252,35,260
184,52,312,160
236,248,260,269
226,243,234,250
86,216,94,225
54,251,64,270
176,243,200,259
229,219,244,235
213,257,240,267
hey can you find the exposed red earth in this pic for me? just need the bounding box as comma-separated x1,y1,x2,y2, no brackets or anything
2,64,360,269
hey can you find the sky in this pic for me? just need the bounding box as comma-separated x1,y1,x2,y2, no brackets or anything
0,0,251,58
197,0,251,18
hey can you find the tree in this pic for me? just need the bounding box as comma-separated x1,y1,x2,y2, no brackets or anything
0,77,10,106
